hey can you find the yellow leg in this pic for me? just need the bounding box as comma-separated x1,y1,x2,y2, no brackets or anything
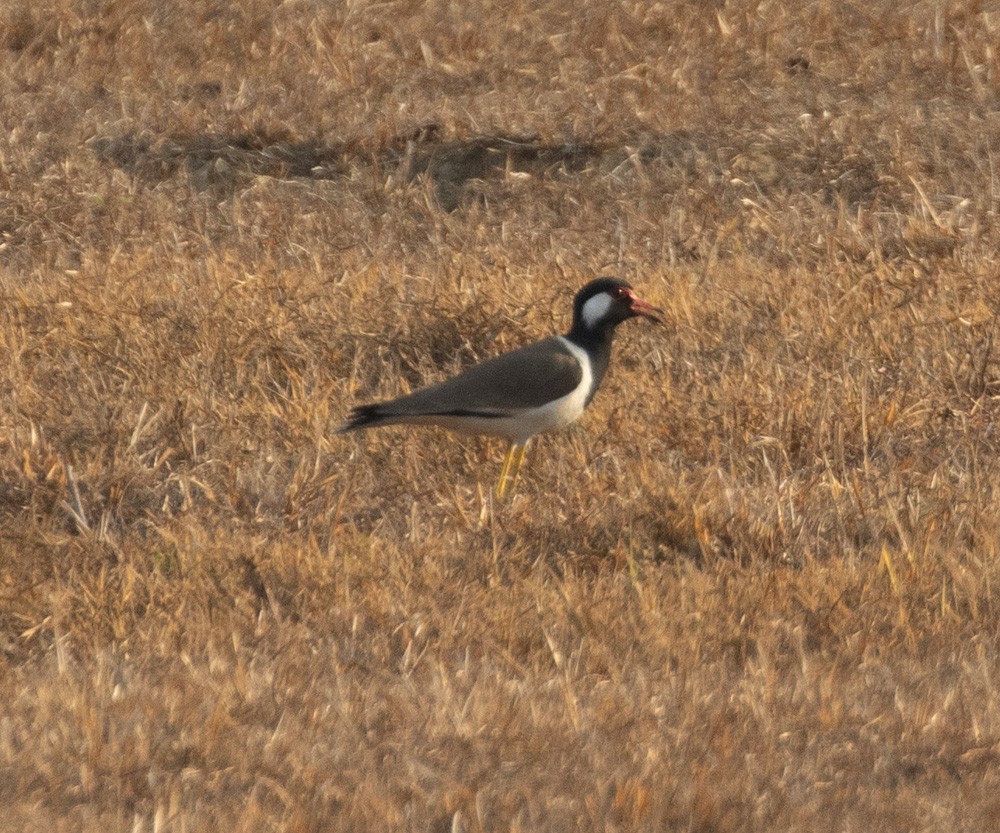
495,443,528,499
508,443,527,489
495,444,516,499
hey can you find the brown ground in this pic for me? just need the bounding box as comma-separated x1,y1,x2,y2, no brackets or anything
3,1,1000,830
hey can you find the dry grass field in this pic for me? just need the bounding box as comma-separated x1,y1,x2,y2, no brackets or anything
3,0,1000,829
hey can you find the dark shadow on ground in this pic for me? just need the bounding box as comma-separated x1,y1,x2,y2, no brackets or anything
88,126,710,210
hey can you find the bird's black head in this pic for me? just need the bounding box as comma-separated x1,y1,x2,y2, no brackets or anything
568,277,664,342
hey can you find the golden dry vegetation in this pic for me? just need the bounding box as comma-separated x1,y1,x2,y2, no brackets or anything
3,0,1000,830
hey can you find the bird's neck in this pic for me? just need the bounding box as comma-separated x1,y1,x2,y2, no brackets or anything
566,325,614,404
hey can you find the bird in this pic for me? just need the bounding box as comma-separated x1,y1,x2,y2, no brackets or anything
339,277,664,497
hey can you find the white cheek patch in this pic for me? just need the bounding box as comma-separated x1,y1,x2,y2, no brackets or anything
581,292,615,329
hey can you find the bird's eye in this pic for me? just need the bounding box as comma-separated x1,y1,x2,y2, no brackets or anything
612,286,629,299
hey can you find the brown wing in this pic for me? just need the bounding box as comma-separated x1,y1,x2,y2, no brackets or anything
378,337,583,417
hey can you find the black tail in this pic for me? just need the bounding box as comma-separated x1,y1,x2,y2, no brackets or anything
337,404,387,433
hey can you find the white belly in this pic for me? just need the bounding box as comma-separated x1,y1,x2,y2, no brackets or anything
426,337,593,445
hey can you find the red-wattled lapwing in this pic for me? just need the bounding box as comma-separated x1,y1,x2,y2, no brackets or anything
339,277,664,497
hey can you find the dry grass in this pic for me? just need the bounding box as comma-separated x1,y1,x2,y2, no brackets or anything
3,0,1000,829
